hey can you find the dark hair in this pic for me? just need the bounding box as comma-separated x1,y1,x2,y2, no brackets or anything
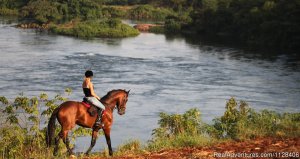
85,70,93,77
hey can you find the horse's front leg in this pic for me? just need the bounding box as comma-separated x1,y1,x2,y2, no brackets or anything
103,127,113,156
85,129,98,155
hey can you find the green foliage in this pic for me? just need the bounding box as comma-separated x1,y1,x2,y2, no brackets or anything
0,0,28,9
0,88,93,158
0,8,18,16
147,108,214,151
0,0,27,15
202,0,218,11
164,12,192,33
148,98,300,151
188,0,300,51
66,0,102,20
21,0,62,24
154,108,202,137
1,0,298,51
165,17,182,33
102,6,127,18
208,97,300,140
128,5,175,20
148,26,165,34
50,19,139,38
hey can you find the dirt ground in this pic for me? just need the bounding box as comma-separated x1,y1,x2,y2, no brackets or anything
83,137,300,159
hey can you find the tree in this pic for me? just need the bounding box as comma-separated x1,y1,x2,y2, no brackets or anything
21,0,61,23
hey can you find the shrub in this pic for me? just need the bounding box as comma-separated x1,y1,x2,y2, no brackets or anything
21,0,62,24
149,26,165,34
0,8,18,16
101,6,127,18
0,89,92,158
50,19,139,38
147,108,215,151
128,5,175,20
165,18,181,33
208,98,300,140
148,98,300,152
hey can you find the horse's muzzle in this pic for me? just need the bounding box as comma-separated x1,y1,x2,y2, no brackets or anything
118,110,125,115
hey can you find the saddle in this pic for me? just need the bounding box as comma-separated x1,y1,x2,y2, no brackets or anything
82,98,98,117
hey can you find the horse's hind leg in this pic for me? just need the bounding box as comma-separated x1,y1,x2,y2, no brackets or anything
85,129,99,155
54,129,73,156
61,130,74,155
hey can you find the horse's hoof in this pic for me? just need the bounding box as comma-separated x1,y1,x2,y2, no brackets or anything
69,151,75,156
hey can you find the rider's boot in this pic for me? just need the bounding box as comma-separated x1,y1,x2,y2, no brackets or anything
94,108,103,128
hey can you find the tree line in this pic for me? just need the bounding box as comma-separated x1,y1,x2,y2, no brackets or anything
145,0,300,52
1,0,299,51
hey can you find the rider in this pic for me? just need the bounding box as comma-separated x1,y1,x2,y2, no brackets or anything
82,70,105,126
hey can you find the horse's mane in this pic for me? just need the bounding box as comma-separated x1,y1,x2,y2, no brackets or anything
101,89,126,101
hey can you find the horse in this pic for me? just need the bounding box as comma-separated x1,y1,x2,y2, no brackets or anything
46,89,130,156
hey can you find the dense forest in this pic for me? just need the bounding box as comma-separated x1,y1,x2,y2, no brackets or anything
0,0,299,51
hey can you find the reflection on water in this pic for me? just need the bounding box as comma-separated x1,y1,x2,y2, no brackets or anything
0,17,300,151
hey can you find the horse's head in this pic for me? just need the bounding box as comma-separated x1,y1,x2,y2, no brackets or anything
101,89,130,115
116,90,130,115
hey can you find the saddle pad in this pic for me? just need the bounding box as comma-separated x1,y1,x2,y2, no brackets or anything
82,101,91,108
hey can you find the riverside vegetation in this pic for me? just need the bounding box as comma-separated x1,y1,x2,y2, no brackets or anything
0,0,140,38
0,90,299,158
1,0,299,51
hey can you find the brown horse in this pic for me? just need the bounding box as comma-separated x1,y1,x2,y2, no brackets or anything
46,89,130,156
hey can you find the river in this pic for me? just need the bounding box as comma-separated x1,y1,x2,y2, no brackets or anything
0,17,300,152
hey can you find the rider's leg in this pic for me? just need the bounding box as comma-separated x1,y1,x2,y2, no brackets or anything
87,97,105,126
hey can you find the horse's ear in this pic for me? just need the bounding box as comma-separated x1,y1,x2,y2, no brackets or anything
127,89,130,95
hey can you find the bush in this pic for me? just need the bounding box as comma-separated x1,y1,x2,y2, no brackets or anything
128,5,175,20
208,98,300,140
147,98,300,152
149,26,165,34
165,18,181,33
0,8,18,16
164,15,191,33
50,19,139,38
0,89,92,158
147,108,215,151
102,6,127,18
21,0,62,24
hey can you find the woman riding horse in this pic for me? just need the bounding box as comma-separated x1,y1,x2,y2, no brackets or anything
46,73,130,156
82,70,105,127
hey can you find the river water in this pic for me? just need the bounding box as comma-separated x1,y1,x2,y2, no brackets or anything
0,17,300,151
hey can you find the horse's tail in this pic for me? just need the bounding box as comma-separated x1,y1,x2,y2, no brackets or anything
46,107,60,147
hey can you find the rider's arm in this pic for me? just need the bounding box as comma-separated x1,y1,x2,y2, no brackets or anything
89,83,101,100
